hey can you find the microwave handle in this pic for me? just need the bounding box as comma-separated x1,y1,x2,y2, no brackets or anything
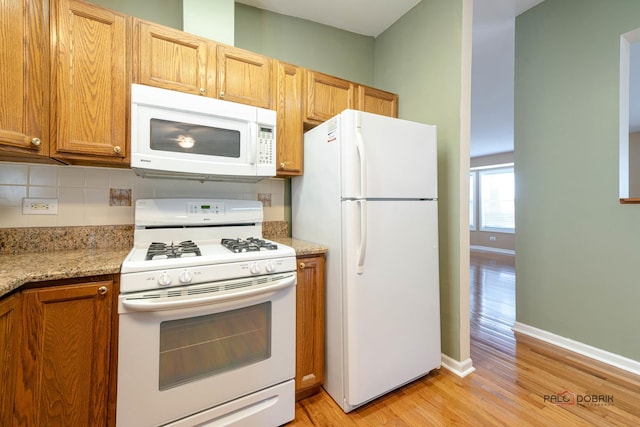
249,124,257,165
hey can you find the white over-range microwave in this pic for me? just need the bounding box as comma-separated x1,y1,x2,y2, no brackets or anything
130,84,276,182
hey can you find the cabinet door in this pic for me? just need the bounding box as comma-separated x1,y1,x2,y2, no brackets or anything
275,61,303,176
51,0,129,165
0,293,21,426
295,255,325,400
0,0,49,157
305,70,355,124
133,19,216,97
217,45,273,109
14,281,114,426
357,85,398,118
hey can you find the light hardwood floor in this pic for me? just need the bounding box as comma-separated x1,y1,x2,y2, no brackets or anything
288,251,640,426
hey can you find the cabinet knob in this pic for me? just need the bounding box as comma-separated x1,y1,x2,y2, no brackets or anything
31,137,41,146
113,145,122,154
220,91,225,98
199,87,205,95
98,286,108,295
299,262,306,270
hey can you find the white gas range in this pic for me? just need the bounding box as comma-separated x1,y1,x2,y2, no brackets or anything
117,198,296,427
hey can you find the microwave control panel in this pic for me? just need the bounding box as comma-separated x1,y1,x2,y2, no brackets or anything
258,126,275,164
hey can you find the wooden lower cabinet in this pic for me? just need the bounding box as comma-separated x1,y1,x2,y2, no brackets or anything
13,278,117,426
295,254,325,400
0,293,21,427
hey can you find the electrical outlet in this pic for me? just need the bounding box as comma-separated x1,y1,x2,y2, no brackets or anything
489,236,497,241
22,198,59,215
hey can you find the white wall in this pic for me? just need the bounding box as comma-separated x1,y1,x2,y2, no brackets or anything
0,163,285,227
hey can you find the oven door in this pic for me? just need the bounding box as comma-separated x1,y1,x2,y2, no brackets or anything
116,272,296,427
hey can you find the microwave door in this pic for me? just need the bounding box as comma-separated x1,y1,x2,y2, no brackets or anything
130,84,276,181
132,106,259,178
150,118,243,159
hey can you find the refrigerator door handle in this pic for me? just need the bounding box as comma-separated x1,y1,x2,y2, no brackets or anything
357,200,367,274
355,118,367,198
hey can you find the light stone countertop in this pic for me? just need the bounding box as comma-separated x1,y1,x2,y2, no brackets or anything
0,237,327,299
0,248,130,298
271,237,328,257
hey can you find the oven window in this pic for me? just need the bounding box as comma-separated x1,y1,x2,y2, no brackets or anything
158,302,271,390
150,118,241,158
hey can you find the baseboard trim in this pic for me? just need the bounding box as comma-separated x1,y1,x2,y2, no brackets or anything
470,245,515,255
440,354,476,377
513,322,640,376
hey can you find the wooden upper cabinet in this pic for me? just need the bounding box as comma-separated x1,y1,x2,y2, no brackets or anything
217,45,273,109
305,70,355,124
14,280,115,426
133,19,216,97
0,0,49,159
358,85,398,118
275,61,303,176
50,0,129,166
133,23,274,109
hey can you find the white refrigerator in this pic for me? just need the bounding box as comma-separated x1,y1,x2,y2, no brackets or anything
292,109,441,413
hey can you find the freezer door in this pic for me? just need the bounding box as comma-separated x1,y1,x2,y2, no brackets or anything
341,199,441,409
340,110,437,200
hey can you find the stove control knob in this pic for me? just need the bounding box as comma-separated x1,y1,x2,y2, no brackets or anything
265,261,276,273
158,272,172,287
250,263,261,275
179,270,193,284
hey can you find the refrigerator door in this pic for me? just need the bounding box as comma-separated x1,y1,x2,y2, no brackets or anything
339,110,437,200
341,199,441,410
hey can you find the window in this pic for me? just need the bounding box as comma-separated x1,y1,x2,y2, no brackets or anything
470,165,514,233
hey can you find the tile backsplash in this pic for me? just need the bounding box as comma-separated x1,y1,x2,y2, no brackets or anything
0,162,286,228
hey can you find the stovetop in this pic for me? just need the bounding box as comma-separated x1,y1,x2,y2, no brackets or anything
120,199,296,292
146,240,202,260
121,237,294,273
221,237,278,253
144,238,280,261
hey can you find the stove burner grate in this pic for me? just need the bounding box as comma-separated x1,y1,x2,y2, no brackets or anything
145,240,202,260
221,237,278,253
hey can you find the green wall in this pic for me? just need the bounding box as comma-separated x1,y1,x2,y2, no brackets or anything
375,0,471,361
515,0,640,361
184,0,234,45
90,0,182,28
234,4,375,86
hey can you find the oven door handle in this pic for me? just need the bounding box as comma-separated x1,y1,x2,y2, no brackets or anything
121,275,295,312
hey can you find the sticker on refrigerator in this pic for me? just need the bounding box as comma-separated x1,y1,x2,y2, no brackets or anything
327,118,337,143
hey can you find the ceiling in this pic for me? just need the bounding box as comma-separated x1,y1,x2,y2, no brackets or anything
237,0,544,37
236,0,422,38
237,0,546,157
